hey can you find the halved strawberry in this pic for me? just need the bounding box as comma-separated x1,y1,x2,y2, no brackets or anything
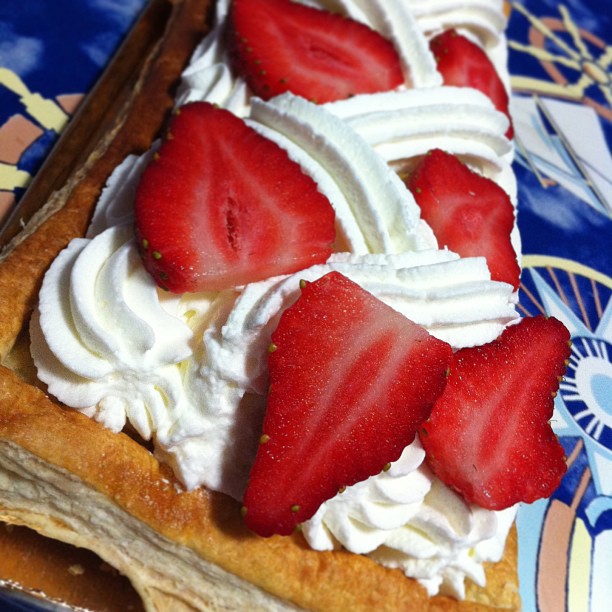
134,102,335,293
420,316,570,510
242,271,452,537
228,0,404,103
430,29,514,139
404,149,520,289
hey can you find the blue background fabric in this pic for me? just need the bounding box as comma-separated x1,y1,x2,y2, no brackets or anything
506,2,612,610
0,0,146,205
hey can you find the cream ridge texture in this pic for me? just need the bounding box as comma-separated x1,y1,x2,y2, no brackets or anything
29,0,520,599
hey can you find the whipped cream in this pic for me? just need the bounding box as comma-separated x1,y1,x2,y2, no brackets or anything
30,0,519,598
31,225,192,437
404,0,507,48
324,88,511,171
31,237,516,497
303,438,517,598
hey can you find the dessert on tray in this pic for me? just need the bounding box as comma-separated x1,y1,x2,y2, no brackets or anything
0,0,571,609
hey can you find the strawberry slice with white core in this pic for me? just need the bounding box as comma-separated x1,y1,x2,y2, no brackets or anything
405,148,520,290
242,271,452,537
420,315,570,510
430,29,514,139
228,0,404,103
134,102,335,293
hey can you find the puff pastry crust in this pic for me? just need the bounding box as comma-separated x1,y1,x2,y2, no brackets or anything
0,0,520,609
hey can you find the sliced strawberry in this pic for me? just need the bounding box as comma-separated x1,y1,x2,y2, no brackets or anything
242,271,452,536
430,29,514,139
228,0,403,103
404,149,520,289
134,102,335,293
420,316,570,510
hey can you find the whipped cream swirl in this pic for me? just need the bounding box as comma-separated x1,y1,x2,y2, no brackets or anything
303,439,517,598
31,224,192,439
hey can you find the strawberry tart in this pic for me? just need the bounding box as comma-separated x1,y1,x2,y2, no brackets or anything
0,0,570,609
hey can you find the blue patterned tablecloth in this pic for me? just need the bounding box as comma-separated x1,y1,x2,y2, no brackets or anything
507,2,612,610
1,1,611,611
0,0,146,218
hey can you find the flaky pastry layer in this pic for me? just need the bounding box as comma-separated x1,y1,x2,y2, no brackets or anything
0,364,519,611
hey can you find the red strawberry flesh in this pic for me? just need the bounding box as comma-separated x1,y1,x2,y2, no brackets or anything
405,149,520,290
228,0,404,103
420,315,570,510
430,29,514,139
134,102,335,293
242,271,452,537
